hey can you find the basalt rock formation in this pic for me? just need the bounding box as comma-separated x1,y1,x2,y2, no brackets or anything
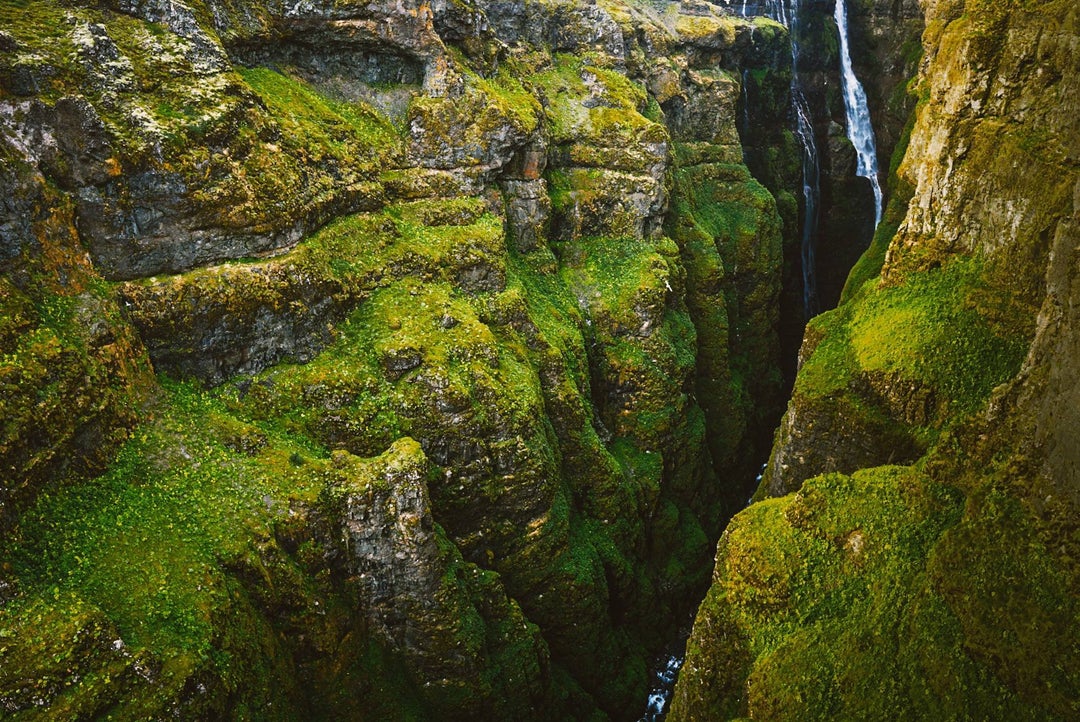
0,0,797,718
671,0,1080,719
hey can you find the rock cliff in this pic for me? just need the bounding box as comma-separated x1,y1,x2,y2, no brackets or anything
671,0,1080,718
0,0,796,718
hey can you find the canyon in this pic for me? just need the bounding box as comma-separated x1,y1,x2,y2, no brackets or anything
0,0,1076,720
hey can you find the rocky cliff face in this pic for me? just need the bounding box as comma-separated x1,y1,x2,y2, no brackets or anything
0,0,797,718
671,0,1079,718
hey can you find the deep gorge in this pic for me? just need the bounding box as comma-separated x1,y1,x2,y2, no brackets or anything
0,0,1076,720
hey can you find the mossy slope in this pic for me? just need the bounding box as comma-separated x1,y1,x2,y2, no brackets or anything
671,465,1076,720
672,0,1080,719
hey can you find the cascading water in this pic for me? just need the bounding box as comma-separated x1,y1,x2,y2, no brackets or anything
637,5,881,718
834,0,883,226
641,655,684,721
727,0,822,317
792,86,820,317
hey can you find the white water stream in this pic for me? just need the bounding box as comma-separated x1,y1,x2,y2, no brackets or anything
640,654,684,721
834,0,883,226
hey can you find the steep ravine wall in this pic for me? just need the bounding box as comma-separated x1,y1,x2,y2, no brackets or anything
0,1,798,719
671,0,1079,718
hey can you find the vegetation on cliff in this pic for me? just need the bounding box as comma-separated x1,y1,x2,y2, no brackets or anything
0,0,796,718
8,0,1071,718
671,0,1080,719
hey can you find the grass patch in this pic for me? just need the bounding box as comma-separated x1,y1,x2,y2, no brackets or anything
239,66,401,168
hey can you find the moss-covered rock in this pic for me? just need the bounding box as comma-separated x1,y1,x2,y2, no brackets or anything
671,466,1061,721
1,0,798,719
764,255,1032,497
0,144,153,536
673,1,1080,718
321,438,551,719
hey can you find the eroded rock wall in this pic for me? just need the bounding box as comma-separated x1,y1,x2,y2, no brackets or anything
0,0,795,718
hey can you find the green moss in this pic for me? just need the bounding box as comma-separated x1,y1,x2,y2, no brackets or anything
667,157,783,481
840,178,914,303
532,54,662,169
674,14,737,44
5,5,403,254
0,379,327,717
121,200,510,381
798,256,1031,420
0,275,150,533
239,66,402,165
673,163,778,259
559,234,671,323
10,382,316,644
674,466,1056,720
929,481,1080,718
390,196,487,227
2,372,516,718
0,0,82,101
140,64,400,227
680,448,1079,721
404,55,540,169
459,53,544,135
556,233,699,451
788,312,852,400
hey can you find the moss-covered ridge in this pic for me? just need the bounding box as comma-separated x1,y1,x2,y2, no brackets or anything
671,465,1078,720
761,255,1032,498
2,382,549,720
0,0,405,280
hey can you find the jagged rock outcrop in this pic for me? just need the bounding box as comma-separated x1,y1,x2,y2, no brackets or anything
0,0,794,718
671,0,1079,718
322,438,550,719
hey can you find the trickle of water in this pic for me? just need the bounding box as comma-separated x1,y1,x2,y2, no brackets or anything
834,0,883,226
794,89,820,316
640,655,684,721
726,0,822,318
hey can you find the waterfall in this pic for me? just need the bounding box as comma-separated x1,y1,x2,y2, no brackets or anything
793,83,820,317
725,0,821,317
834,0,883,226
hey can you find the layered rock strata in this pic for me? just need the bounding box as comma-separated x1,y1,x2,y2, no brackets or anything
0,0,796,718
